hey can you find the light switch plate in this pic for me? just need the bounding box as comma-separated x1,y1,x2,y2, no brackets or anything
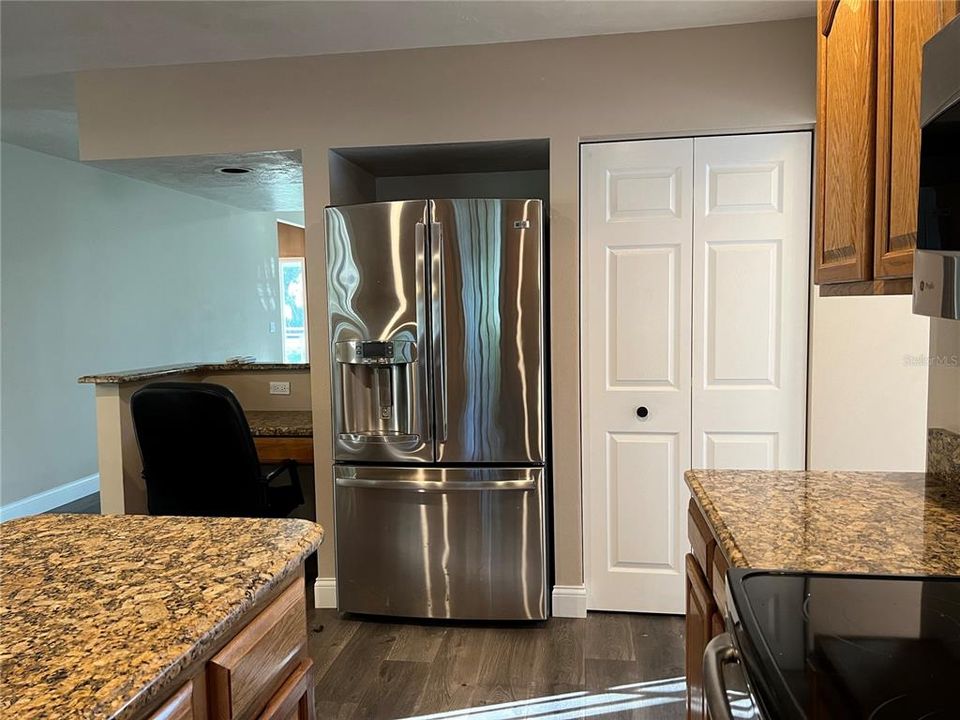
269,381,291,395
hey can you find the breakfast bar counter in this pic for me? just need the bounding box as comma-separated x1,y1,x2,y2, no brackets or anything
77,362,313,514
0,513,324,720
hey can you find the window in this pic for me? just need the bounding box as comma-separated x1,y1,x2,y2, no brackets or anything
280,256,308,363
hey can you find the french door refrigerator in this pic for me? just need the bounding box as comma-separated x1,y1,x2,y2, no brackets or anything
325,198,547,620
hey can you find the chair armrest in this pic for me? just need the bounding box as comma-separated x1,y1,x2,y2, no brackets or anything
263,459,298,484
261,459,305,512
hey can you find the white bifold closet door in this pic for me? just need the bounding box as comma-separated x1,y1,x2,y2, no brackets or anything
692,133,810,472
582,132,810,614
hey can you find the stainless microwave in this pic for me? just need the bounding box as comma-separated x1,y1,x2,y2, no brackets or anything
913,15,960,320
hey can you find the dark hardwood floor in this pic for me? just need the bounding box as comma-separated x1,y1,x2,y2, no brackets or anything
308,610,686,719
48,492,101,513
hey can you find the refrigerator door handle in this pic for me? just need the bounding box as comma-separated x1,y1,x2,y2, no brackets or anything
415,219,432,448
430,219,449,444
335,476,537,492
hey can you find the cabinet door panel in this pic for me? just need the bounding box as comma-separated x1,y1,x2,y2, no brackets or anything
685,554,716,720
687,500,716,580
147,681,194,720
257,660,315,720
208,579,307,720
875,0,954,278
815,0,879,284
711,550,730,618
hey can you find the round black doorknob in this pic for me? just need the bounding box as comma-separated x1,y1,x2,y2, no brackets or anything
636,406,649,419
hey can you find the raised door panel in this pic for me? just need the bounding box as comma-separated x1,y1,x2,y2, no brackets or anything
256,660,315,720
606,433,679,570
710,612,726,640
711,550,731,618
608,246,680,388
704,241,780,388
687,500,716,581
147,681,194,720
875,0,954,278
685,554,715,720
815,0,879,284
704,432,779,470
208,579,307,720
582,139,693,614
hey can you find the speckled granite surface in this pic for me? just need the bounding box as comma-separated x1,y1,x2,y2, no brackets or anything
929,428,960,475
685,469,960,575
78,362,309,384
246,410,313,437
0,514,323,720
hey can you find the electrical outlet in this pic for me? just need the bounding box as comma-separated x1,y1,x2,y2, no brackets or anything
269,381,290,395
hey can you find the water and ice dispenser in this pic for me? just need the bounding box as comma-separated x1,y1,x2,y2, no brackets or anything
334,339,420,449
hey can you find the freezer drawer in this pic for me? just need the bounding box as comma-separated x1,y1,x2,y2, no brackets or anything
334,465,547,620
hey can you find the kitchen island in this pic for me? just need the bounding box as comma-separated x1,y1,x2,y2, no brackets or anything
683,468,960,720
0,513,324,720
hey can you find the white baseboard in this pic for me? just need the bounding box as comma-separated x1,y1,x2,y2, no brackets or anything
0,473,100,522
552,584,588,618
313,577,337,609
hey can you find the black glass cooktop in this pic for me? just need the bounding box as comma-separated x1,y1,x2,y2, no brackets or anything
727,570,960,720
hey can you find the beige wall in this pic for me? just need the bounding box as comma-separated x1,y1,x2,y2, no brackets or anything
74,19,817,584
808,294,930,472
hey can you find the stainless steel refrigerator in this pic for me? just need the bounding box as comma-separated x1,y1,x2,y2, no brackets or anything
325,198,548,620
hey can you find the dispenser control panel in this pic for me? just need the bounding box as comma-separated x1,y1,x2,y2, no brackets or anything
356,341,394,360
334,339,415,365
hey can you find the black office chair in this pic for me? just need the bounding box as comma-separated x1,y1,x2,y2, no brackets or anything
130,382,304,518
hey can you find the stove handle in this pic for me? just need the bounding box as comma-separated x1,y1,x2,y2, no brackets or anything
703,632,740,720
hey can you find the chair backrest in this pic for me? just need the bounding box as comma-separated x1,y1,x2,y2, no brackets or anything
130,382,264,517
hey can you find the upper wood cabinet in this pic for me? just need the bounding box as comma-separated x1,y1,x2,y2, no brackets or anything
815,0,879,285
815,0,959,293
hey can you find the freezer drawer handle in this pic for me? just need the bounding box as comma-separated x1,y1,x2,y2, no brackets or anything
338,433,421,447
335,477,536,492
703,632,739,720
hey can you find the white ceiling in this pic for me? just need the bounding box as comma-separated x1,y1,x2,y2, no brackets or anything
89,151,305,212
0,0,814,209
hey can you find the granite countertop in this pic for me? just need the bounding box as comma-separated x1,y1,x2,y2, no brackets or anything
0,514,324,720
685,469,960,575
78,362,310,384
246,410,313,437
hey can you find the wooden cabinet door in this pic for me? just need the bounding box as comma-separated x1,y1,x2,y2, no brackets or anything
815,0,880,284
875,0,958,279
685,554,716,720
146,681,194,720
208,579,307,720
257,660,315,720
